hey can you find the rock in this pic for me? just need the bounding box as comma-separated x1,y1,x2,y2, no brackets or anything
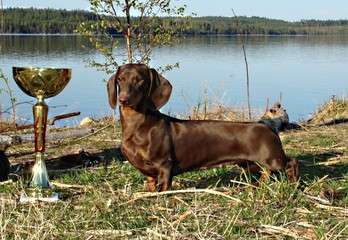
79,117,95,127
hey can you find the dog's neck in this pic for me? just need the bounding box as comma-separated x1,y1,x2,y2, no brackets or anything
119,101,161,139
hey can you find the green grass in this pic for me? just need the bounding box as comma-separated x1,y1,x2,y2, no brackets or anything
1,123,347,239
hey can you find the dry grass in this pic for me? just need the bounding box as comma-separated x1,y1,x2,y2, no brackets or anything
184,102,262,122
309,96,348,125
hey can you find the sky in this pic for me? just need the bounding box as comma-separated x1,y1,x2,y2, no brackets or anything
2,0,348,21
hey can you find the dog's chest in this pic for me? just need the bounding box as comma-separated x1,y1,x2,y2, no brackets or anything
121,137,160,176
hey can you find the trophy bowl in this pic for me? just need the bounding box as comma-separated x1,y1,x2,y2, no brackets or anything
13,67,71,98
12,67,72,199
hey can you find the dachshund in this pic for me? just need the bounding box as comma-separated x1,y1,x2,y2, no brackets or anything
107,64,299,191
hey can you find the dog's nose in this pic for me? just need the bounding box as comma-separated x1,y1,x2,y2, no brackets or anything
119,95,129,105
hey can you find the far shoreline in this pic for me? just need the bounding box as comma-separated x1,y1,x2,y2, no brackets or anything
1,33,348,37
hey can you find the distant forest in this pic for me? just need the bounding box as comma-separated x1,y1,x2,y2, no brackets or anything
1,8,348,35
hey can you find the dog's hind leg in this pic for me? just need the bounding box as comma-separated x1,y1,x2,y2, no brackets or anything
286,158,299,182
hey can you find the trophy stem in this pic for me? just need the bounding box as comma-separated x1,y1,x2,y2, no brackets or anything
30,95,50,188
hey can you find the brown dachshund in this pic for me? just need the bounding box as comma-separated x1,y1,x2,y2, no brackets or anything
107,64,299,192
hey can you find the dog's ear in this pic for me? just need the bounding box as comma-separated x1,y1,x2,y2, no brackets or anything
149,68,172,109
107,68,120,109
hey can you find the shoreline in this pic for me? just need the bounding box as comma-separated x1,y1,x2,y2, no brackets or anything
1,33,348,37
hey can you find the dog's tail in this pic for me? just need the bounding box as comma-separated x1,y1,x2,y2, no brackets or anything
286,157,299,182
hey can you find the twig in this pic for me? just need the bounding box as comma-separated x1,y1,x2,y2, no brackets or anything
315,157,348,166
232,9,251,120
305,194,331,205
0,101,34,114
258,225,302,239
303,175,328,193
72,124,112,142
265,97,269,113
242,45,252,120
172,209,193,225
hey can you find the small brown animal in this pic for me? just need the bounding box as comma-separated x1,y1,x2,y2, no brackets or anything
0,145,10,181
107,64,299,192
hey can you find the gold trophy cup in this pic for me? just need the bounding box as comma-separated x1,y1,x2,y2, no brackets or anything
13,67,71,201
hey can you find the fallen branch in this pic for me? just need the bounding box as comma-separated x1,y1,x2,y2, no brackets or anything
312,118,348,127
126,188,242,204
84,229,133,237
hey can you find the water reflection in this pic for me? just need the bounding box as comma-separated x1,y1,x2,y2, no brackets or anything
0,35,347,125
0,35,93,56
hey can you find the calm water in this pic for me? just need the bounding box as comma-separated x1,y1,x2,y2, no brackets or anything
0,35,347,125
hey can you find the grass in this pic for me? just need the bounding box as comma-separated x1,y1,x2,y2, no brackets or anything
1,109,348,239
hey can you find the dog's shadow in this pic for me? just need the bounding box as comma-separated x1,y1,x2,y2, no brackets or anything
175,150,348,189
296,151,348,181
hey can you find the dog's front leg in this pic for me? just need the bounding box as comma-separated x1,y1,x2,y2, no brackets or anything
157,162,173,192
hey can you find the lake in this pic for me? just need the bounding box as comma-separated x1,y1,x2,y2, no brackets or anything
0,35,347,126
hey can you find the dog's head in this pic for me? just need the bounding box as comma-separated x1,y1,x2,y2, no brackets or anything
107,64,172,110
